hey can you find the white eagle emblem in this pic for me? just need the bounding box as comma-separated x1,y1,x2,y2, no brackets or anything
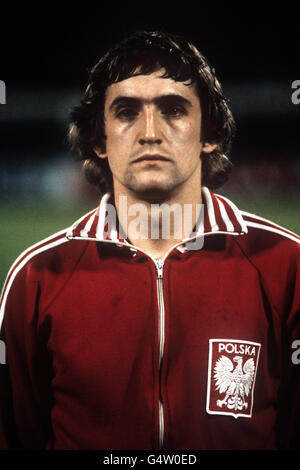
214,355,255,411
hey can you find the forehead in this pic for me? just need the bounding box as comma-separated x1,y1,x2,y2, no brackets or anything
104,70,200,108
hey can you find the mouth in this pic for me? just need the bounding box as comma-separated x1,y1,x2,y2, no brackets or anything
133,154,172,164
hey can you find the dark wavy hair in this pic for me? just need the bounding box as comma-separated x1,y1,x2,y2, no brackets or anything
69,30,235,193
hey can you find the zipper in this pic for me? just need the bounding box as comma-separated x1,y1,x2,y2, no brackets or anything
155,258,165,450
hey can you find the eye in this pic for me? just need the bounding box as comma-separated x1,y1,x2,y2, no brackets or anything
116,108,139,120
161,105,186,117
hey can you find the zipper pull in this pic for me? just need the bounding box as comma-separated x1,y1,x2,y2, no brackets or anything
155,259,164,279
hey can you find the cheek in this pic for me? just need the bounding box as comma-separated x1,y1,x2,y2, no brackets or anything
105,123,129,157
106,122,135,153
170,111,201,137
106,121,125,142
104,124,135,175
171,120,202,151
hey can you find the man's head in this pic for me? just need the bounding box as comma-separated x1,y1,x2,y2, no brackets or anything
69,30,235,195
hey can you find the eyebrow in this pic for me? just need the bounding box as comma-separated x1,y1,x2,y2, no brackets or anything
108,94,193,112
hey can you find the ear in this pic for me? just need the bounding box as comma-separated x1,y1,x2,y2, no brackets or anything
93,147,107,160
201,142,218,154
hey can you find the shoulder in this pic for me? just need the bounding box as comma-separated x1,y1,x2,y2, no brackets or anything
2,206,99,285
0,229,65,330
0,208,98,330
232,210,300,284
241,210,300,246
214,189,300,283
2,228,70,289
239,211,300,318
213,190,299,255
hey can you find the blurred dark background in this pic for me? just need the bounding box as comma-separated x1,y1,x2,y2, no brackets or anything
0,4,299,283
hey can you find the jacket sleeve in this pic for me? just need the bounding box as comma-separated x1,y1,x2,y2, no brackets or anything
0,260,53,449
237,233,300,450
275,242,300,450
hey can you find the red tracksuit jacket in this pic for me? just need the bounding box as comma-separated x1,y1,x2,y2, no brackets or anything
0,187,299,450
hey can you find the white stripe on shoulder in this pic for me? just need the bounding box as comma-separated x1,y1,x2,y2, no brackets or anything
241,210,299,233
66,207,98,238
241,211,300,243
0,231,70,331
79,211,97,238
246,221,300,244
202,187,219,231
215,193,248,234
216,197,235,232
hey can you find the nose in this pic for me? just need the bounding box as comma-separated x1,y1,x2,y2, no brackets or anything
138,106,162,145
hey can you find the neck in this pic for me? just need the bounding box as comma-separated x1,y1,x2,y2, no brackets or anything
113,175,203,260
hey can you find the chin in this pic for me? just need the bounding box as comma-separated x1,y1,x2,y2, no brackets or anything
129,182,176,203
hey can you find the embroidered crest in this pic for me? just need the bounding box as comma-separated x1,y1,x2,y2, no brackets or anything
206,339,261,419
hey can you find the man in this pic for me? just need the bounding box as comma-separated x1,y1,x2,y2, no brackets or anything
0,30,299,450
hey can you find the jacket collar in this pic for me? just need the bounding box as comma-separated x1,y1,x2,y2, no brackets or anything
66,187,248,251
